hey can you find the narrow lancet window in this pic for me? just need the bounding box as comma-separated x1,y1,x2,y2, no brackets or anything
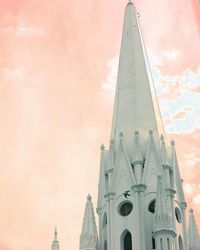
160,238,163,250
104,240,107,250
124,232,132,250
121,230,132,250
178,236,183,250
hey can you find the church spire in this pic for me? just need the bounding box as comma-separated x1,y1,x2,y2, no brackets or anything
51,227,60,250
111,1,165,154
188,208,200,249
80,194,99,250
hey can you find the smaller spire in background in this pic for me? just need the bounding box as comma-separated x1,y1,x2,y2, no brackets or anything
80,195,99,250
188,208,200,249
51,227,59,250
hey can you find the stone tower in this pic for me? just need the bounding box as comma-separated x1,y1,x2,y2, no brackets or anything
79,1,200,250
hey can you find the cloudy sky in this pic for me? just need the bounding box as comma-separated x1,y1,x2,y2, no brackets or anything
0,0,199,249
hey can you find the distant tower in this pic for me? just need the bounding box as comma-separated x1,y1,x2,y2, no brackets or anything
80,194,99,250
80,1,199,250
188,209,200,250
51,227,60,250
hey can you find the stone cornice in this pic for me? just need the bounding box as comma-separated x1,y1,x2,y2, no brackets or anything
180,202,187,209
104,192,116,200
132,184,147,193
153,229,177,238
105,168,114,175
131,160,143,167
162,164,172,171
165,188,176,197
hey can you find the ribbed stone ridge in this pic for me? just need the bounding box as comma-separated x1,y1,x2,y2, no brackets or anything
154,176,173,232
110,2,165,156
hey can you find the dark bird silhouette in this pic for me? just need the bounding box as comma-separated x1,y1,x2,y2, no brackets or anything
123,190,131,199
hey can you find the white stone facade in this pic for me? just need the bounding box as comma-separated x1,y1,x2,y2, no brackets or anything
78,1,200,250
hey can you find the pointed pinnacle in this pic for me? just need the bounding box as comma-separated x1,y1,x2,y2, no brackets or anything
171,140,175,146
54,226,57,241
119,132,124,138
135,130,139,136
160,134,164,141
149,130,153,136
87,194,92,201
190,208,194,214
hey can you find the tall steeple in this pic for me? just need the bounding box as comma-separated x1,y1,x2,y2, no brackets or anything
92,1,199,250
80,194,99,250
188,208,200,249
111,1,165,154
51,227,60,250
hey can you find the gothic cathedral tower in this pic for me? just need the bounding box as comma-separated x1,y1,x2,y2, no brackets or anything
79,1,200,250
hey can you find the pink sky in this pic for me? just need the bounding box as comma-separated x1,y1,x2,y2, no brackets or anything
0,0,199,249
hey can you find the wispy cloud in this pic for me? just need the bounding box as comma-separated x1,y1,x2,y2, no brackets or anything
161,49,181,60
102,51,200,133
102,57,118,93
1,24,45,37
193,194,200,207
3,68,24,81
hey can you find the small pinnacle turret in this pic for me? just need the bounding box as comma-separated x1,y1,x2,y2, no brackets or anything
80,195,99,250
154,176,173,232
188,208,200,249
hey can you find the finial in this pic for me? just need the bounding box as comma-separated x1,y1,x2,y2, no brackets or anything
135,130,139,136
87,194,92,201
119,132,124,138
101,144,105,151
110,139,114,145
157,175,162,180
171,140,175,146
149,130,153,136
160,134,164,141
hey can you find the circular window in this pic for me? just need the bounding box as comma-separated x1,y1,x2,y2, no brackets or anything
119,202,133,216
175,207,182,223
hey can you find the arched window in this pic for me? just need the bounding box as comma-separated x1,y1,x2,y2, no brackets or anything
152,237,155,249
104,240,107,250
175,207,182,223
160,238,163,250
148,199,156,214
178,236,183,250
103,213,107,229
121,230,132,250
167,238,170,250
